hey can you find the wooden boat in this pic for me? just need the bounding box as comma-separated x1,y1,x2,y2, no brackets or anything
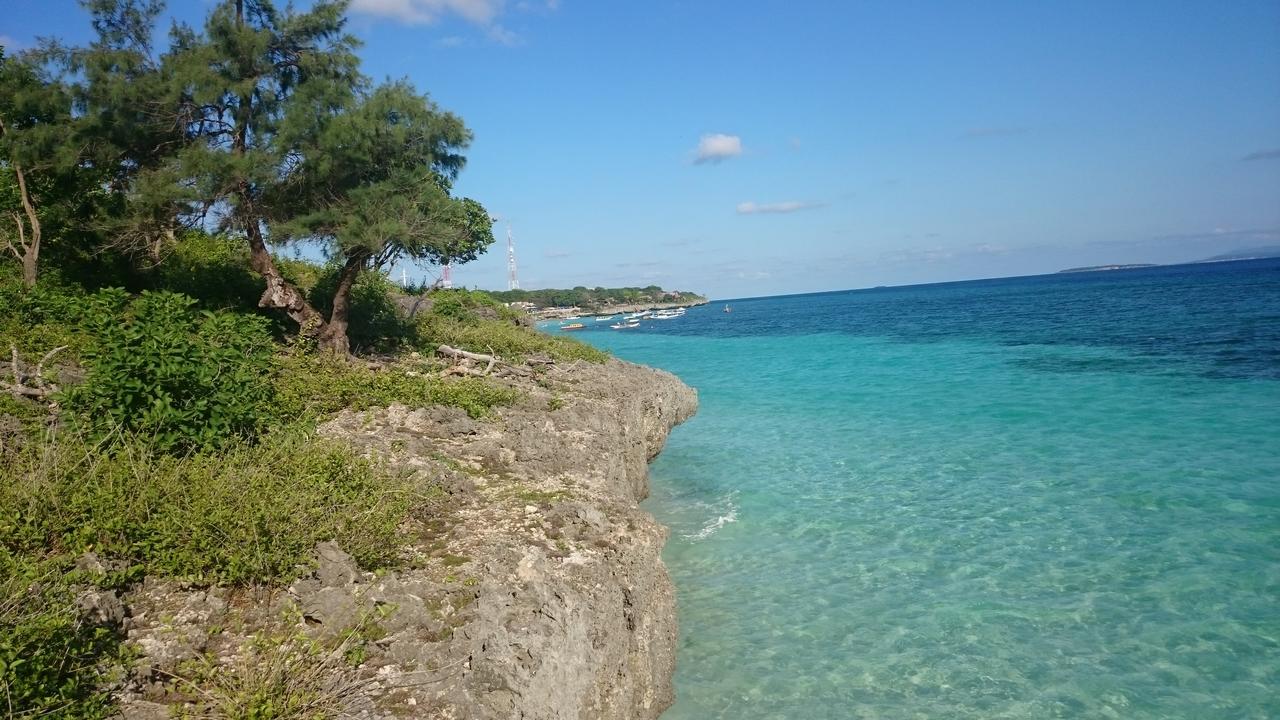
560,322,585,330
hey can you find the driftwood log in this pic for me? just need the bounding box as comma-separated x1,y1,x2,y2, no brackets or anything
2,344,66,401
436,344,533,378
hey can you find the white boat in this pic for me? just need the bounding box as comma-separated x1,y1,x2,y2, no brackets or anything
610,320,640,329
594,315,615,321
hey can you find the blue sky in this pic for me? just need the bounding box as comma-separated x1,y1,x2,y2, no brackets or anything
4,0,1279,298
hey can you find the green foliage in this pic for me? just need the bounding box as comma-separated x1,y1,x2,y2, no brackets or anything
0,265,92,358
270,80,492,269
277,257,325,295
426,287,517,321
273,353,518,421
416,289,609,364
0,429,424,586
0,554,119,720
147,232,265,312
68,290,277,452
172,625,365,720
419,313,608,364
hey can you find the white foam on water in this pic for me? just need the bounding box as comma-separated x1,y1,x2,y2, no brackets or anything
684,495,739,541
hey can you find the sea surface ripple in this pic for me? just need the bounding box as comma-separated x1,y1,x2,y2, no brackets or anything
555,259,1280,719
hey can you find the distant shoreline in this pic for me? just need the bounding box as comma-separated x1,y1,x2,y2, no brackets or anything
532,298,709,320
1058,263,1158,273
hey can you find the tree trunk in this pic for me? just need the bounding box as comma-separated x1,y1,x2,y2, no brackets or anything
317,250,368,356
226,2,325,338
243,220,325,332
12,163,40,289
21,243,37,288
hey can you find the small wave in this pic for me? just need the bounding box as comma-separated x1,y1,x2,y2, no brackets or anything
683,501,739,541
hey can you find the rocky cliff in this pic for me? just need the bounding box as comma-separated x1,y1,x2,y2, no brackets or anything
117,358,697,719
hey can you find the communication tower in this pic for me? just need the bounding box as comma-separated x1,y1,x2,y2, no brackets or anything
506,224,520,290
441,263,453,289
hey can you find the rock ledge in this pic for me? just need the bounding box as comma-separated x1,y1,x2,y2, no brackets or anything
118,358,696,720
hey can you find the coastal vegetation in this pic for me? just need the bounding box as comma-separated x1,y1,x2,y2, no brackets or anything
0,2,608,716
489,285,706,311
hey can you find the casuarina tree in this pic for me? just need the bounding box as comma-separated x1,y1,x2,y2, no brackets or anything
164,0,361,335
269,80,494,354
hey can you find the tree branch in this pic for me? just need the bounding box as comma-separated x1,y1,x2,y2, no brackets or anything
35,346,68,386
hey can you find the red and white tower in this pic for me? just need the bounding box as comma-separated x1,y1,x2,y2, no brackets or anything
441,263,453,289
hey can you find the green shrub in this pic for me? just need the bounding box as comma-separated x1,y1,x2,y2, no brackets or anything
425,288,515,321
277,257,325,296
171,625,365,720
0,430,425,586
413,288,607,363
0,553,120,720
147,233,265,312
68,290,277,452
273,354,518,421
419,314,607,364
0,267,93,360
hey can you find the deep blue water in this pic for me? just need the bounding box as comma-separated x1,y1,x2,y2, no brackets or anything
549,259,1280,719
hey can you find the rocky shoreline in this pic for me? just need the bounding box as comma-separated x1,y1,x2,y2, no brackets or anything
115,357,697,719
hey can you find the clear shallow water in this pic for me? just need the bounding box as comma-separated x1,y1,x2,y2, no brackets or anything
551,259,1280,719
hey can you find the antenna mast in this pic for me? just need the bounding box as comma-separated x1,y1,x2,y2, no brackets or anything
441,263,453,289
506,224,520,290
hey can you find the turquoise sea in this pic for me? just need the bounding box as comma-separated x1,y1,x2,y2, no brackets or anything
550,258,1280,719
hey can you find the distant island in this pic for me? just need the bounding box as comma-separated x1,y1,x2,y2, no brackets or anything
1059,264,1158,273
1059,245,1280,273
490,285,707,314
1196,245,1280,263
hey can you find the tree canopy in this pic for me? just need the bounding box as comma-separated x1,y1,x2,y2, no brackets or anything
0,0,493,352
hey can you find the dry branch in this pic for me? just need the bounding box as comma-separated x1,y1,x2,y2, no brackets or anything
2,344,66,401
435,344,534,379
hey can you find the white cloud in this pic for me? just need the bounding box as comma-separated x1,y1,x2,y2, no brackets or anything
486,23,520,45
353,0,555,44
736,200,821,215
0,34,27,51
693,133,743,164
352,0,504,24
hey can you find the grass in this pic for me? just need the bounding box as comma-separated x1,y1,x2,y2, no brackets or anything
0,553,122,720
171,628,366,720
0,428,432,587
273,353,519,422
